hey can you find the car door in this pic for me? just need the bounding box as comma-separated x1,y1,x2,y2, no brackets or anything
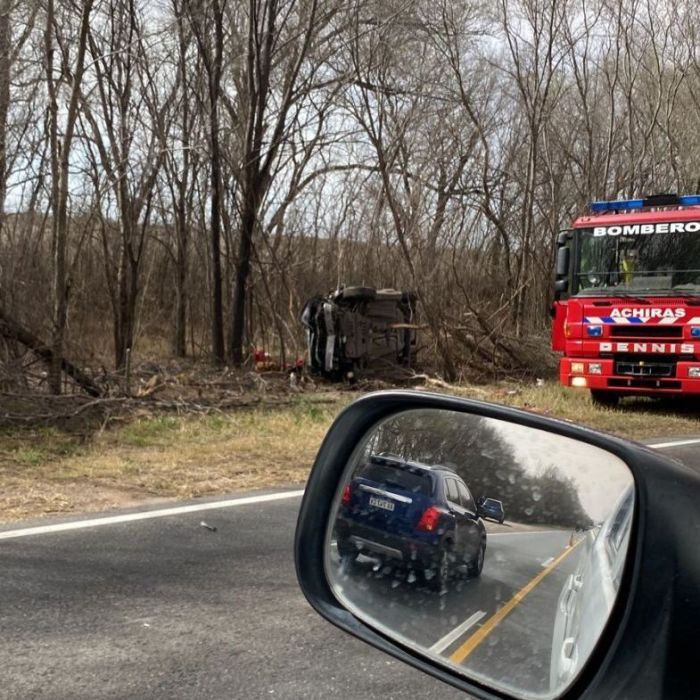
456,481,482,561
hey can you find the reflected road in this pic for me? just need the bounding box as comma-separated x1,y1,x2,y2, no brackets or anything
333,527,582,695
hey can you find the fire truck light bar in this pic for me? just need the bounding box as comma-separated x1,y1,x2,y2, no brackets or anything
590,199,643,212
591,195,700,212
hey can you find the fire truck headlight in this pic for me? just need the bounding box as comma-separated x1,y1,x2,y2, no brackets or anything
690,327,700,338
586,325,603,337
589,363,602,374
688,367,700,378
571,377,588,388
571,362,585,374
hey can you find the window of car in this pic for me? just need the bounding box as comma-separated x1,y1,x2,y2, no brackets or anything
604,488,634,586
359,463,433,495
607,490,633,552
483,498,501,508
444,477,460,504
457,482,476,513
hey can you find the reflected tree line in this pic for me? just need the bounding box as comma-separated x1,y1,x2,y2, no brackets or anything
363,411,593,529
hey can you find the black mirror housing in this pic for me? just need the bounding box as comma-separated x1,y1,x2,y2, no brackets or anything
295,390,700,700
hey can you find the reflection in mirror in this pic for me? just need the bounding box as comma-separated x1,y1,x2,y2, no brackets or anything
325,409,634,700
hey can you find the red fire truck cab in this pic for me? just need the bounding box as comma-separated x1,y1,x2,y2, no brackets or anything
552,193,700,406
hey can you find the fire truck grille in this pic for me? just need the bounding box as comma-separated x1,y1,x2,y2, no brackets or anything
610,325,683,338
614,359,676,378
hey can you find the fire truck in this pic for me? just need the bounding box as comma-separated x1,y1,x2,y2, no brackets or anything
552,193,700,406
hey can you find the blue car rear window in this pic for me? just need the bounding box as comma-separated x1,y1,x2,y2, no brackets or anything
360,463,433,496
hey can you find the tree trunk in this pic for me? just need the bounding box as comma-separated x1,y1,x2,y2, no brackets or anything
230,190,256,365
174,220,188,357
0,1,10,228
209,0,226,363
209,93,225,363
46,0,93,391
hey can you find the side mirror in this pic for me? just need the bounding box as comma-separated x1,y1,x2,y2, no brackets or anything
556,246,570,278
296,391,700,700
554,240,570,300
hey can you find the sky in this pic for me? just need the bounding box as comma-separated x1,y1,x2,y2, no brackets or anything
491,418,633,522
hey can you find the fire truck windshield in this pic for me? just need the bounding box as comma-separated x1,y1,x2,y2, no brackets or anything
574,226,700,296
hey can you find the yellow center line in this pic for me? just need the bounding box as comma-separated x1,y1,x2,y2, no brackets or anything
449,539,582,665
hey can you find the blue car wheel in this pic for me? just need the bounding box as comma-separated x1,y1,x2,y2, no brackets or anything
468,540,486,578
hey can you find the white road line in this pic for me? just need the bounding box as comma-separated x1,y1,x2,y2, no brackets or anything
0,490,305,541
542,556,555,567
429,611,486,655
648,438,700,449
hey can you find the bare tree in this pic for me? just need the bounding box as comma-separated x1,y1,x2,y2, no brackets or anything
185,0,227,363
80,0,175,369
228,0,333,366
45,0,94,393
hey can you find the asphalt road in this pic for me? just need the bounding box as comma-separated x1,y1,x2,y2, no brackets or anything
332,529,581,696
0,491,466,700
0,436,698,700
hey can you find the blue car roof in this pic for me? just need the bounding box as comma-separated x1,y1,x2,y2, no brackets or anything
369,453,457,476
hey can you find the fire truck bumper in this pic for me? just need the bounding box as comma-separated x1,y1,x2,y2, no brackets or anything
560,358,700,395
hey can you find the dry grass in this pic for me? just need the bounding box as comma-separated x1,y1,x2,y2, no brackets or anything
437,381,700,440
1,380,699,523
0,397,348,523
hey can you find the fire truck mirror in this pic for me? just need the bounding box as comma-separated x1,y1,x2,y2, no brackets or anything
556,247,570,278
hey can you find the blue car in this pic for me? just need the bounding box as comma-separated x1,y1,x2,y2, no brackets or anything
477,497,505,524
335,453,487,589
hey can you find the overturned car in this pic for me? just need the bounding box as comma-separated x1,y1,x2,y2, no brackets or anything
300,286,417,381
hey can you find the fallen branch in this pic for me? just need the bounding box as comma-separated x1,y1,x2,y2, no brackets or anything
0,307,101,397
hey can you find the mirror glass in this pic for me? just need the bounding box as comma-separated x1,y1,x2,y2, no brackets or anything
325,409,634,700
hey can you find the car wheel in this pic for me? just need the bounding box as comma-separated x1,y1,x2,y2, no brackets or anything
499,517,504,524
468,540,486,578
590,389,620,408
